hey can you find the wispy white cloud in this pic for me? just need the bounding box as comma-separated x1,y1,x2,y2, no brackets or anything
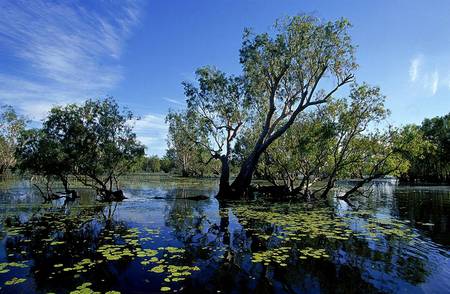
408,54,442,96
163,97,185,106
0,0,142,119
421,70,440,96
409,56,422,82
430,70,439,95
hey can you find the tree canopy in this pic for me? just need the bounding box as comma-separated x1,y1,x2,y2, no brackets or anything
16,98,145,201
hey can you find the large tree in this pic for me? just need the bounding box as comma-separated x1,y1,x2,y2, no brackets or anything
227,15,357,197
43,98,145,201
255,84,425,200
182,67,249,194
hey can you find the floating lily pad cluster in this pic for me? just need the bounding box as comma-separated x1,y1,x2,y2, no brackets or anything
0,261,29,287
143,246,200,290
233,206,353,241
361,218,417,239
5,226,24,236
0,261,28,274
97,244,135,261
69,282,98,294
251,246,291,266
4,277,26,286
298,247,329,259
233,203,417,269
62,258,100,273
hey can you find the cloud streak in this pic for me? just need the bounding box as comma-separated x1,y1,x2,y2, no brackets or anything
430,70,439,95
163,97,185,106
408,54,442,96
409,56,421,82
0,0,142,119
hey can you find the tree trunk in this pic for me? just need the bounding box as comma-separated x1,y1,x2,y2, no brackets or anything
228,148,263,198
217,155,231,198
320,176,336,199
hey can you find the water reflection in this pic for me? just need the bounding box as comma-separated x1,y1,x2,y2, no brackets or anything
0,179,449,293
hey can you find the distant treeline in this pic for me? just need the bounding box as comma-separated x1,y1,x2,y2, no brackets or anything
400,113,450,184
132,155,174,174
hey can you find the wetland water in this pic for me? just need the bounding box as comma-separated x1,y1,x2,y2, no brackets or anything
0,176,449,293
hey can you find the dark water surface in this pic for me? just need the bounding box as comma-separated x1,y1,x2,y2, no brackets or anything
0,176,449,293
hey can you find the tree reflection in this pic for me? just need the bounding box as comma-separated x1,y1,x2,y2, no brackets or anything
162,191,432,293
1,202,134,293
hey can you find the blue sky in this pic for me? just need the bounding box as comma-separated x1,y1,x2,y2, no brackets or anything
1,0,449,156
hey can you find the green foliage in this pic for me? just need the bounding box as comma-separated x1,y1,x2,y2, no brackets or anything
133,155,163,173
46,98,144,187
402,113,450,183
160,150,176,173
237,14,356,149
15,98,145,199
165,111,218,177
183,67,248,159
255,83,418,198
0,105,26,174
167,15,358,195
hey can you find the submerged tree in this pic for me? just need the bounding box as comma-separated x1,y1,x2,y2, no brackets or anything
317,84,389,197
181,67,249,194
228,15,356,198
256,107,335,198
0,105,26,175
256,84,425,199
166,15,357,198
16,129,75,201
51,98,144,200
18,98,145,201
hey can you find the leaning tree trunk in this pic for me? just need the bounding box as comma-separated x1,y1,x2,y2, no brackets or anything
228,147,264,199
319,176,336,199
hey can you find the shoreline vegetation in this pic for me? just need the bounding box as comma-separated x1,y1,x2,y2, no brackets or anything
0,14,448,203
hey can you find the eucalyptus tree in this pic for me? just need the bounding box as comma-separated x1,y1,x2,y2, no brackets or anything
166,111,214,177
228,15,357,198
0,105,26,175
335,129,415,199
256,83,416,199
258,107,335,198
317,83,389,197
182,67,249,194
44,98,145,201
16,129,75,200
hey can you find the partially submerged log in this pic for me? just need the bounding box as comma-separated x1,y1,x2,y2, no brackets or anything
34,184,78,202
185,195,209,201
97,189,126,202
